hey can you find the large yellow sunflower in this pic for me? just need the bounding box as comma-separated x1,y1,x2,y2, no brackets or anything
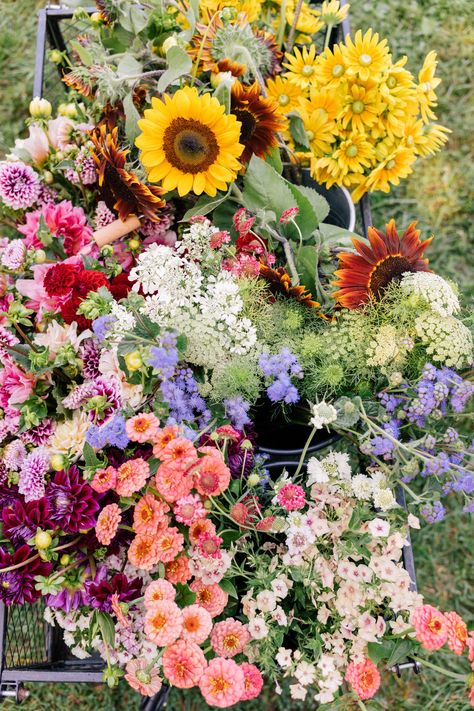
136,87,244,197
341,29,391,82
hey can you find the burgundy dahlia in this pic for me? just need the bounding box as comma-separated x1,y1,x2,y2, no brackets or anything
0,544,52,605
2,498,54,546
46,466,99,533
86,572,142,612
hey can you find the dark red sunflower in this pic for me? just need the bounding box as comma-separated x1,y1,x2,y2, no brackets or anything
90,125,165,222
62,67,97,98
260,263,320,309
332,219,433,308
212,58,246,78
231,82,286,164
95,0,116,24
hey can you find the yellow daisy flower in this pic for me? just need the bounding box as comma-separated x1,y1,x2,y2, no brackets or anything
341,29,391,82
136,87,244,198
416,123,451,157
340,81,385,132
311,155,344,188
417,50,442,123
333,132,374,176
381,56,414,106
283,45,319,90
303,86,344,121
318,0,350,27
266,76,303,115
300,107,337,157
199,0,263,23
286,0,323,36
366,145,417,193
313,44,347,88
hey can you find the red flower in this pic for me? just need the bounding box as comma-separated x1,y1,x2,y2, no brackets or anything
109,271,133,300
0,544,52,605
75,269,110,297
43,263,80,298
60,294,91,330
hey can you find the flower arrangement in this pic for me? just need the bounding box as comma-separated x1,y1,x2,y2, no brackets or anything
0,0,472,708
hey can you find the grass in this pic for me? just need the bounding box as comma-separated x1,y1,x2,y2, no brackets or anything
0,0,472,708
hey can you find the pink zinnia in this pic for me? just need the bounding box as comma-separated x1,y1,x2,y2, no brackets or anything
160,437,198,468
125,658,162,697
91,466,117,494
165,554,192,585
155,526,185,563
445,611,468,655
18,200,93,256
128,535,159,571
115,458,150,497
189,518,216,545
126,413,160,443
196,532,223,559
276,483,306,511
155,462,193,502
211,619,250,658
152,425,180,456
190,580,228,618
144,579,176,609
181,604,213,645
412,604,448,651
95,503,121,545
174,494,207,526
240,663,264,701
194,456,231,497
468,631,474,665
199,657,245,708
144,600,182,646
162,639,207,689
345,658,381,701
133,493,169,535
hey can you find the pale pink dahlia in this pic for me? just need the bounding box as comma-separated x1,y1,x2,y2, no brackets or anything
144,600,183,646
181,604,213,645
0,162,40,210
211,619,250,658
445,610,468,655
144,579,176,609
174,494,207,526
199,657,245,708
162,639,206,689
1,240,26,271
125,658,162,697
240,663,264,701
95,503,121,545
345,658,381,701
412,604,448,651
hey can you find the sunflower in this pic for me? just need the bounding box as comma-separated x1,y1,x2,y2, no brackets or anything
314,44,347,87
230,82,286,164
341,29,391,82
212,58,246,79
333,219,432,308
62,67,96,98
260,263,321,309
95,0,116,24
365,145,416,194
283,45,319,90
266,76,302,116
333,132,374,176
340,82,385,132
417,51,441,123
199,0,263,23
299,107,336,157
90,126,166,222
136,87,244,197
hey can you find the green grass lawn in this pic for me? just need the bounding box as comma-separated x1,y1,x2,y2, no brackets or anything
0,0,472,708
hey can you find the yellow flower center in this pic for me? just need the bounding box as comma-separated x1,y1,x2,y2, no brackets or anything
387,76,397,89
352,100,365,114
359,53,372,66
346,144,359,157
406,135,414,146
210,676,231,695
386,159,396,170
306,129,315,141
278,94,290,106
332,63,344,77
302,65,314,76
163,118,219,174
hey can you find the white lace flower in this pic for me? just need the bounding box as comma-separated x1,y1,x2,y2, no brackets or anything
351,474,373,501
373,487,397,511
309,401,338,429
414,311,472,368
400,271,460,317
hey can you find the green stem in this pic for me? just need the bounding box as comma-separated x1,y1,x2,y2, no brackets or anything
277,0,287,48
324,23,334,50
286,0,303,53
294,426,318,477
417,657,467,681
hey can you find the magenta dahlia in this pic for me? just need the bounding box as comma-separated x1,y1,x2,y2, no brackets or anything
46,466,99,533
0,544,52,605
18,199,93,255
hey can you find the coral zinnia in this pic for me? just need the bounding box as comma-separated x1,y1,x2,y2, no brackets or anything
90,125,165,222
136,87,244,197
230,82,286,164
332,219,432,308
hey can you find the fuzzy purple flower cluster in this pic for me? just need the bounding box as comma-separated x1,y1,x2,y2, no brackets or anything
259,348,303,405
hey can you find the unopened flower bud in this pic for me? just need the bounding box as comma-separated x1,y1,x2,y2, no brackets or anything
35,530,52,550
58,102,78,119
124,350,143,372
49,49,63,64
220,6,237,21
50,454,65,471
128,238,141,251
247,473,260,487
162,35,178,53
203,499,213,510
29,97,52,120
60,554,70,566
35,249,47,264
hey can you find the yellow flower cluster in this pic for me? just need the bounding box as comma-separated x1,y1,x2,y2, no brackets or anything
276,29,450,201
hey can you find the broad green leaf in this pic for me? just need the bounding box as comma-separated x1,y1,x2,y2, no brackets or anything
318,222,359,247
181,190,230,222
242,155,296,219
221,530,242,546
294,244,317,294
367,641,391,665
265,146,283,174
294,184,330,224
386,639,419,668
69,40,93,67
219,579,238,599
120,5,148,34
96,611,115,647
288,112,310,149
158,46,192,93
83,442,100,466
123,92,141,145
175,583,197,608
116,54,142,78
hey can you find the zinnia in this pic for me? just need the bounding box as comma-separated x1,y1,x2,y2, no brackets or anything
181,604,213,645
95,503,121,545
240,663,264,701
194,455,231,497
115,458,150,497
345,657,381,701
199,657,245,708
126,413,160,443
155,462,193,502
162,639,207,689
165,554,192,584
155,526,185,563
144,579,176,609
133,493,169,535
125,658,162,697
412,604,448,651
211,619,250,658
445,610,468,655
128,535,160,571
144,600,183,646
190,580,228,618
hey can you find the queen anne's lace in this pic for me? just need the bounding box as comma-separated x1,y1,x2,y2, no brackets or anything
400,271,460,317
414,311,472,368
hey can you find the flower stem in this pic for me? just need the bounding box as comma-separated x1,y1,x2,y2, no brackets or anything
286,0,304,53
417,657,467,681
294,426,318,478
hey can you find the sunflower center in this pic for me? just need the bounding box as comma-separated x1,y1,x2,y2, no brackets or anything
233,108,257,144
368,254,413,299
302,65,314,76
163,118,219,174
352,100,365,114
387,75,397,89
332,63,344,77
359,53,372,66
278,93,290,106
346,144,359,157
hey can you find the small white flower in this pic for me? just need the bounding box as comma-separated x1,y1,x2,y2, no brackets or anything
408,513,421,529
309,401,337,429
271,578,289,599
272,605,288,626
276,647,293,669
351,474,373,500
290,683,307,700
286,526,315,555
307,457,329,484
295,661,316,685
256,590,277,612
368,518,391,538
248,616,269,640
373,487,397,511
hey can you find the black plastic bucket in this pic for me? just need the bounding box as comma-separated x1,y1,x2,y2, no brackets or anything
301,169,356,231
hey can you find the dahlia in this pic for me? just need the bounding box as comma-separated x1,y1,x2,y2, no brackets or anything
2,439,26,472
199,657,245,708
86,572,142,613
155,527,185,563
144,600,183,646
133,493,169,536
2,498,53,546
1,240,26,271
46,467,99,533
0,544,52,605
18,447,49,502
211,619,250,658
91,466,117,494
18,200,93,255
240,663,264,701
174,494,207,526
181,604,213,645
115,458,150,497
165,554,192,585
160,437,198,468
43,262,79,299
128,535,160,571
0,162,40,210
144,579,176,609
162,640,207,689
125,658,163,697
79,339,101,379
20,418,55,446
190,580,228,617
155,462,193,502
412,604,448,651
194,455,231,497
95,503,122,546
276,483,306,511
445,610,468,655
345,658,381,701
126,413,160,443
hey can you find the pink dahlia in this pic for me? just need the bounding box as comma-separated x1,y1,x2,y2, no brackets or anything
190,580,228,618
276,483,306,511
1,240,26,271
211,619,250,658
0,359,35,408
445,610,468,655
181,603,213,645
240,663,264,701
95,503,121,545
412,604,448,651
144,579,176,609
199,657,245,708
125,658,162,697
18,200,93,255
18,447,49,502
174,494,207,526
345,658,381,701
162,639,207,689
0,162,40,210
144,600,183,646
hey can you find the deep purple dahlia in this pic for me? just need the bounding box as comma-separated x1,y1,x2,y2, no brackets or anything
46,466,99,534
0,544,52,605
86,573,142,612
2,498,54,546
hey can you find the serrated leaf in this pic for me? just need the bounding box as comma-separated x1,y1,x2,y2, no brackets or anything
288,112,310,149
116,54,142,78
158,46,192,93
242,155,296,219
294,184,330,224
265,146,283,174
69,40,93,67
318,222,359,246
219,579,238,599
181,190,230,222
123,92,141,144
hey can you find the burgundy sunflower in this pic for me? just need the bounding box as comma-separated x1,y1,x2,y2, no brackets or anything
332,219,433,308
260,263,321,309
62,67,97,98
90,125,165,222
231,82,286,164
95,0,116,24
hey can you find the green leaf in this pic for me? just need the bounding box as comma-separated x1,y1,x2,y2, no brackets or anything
181,190,230,222
96,611,115,647
219,579,238,599
318,222,359,247
158,46,192,93
265,146,283,174
288,112,310,150
367,641,391,665
69,40,93,67
221,530,242,546
120,5,148,34
294,184,329,224
294,244,317,294
242,155,296,220
116,54,142,78
123,92,141,145
175,583,197,608
386,639,419,668
83,442,100,466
